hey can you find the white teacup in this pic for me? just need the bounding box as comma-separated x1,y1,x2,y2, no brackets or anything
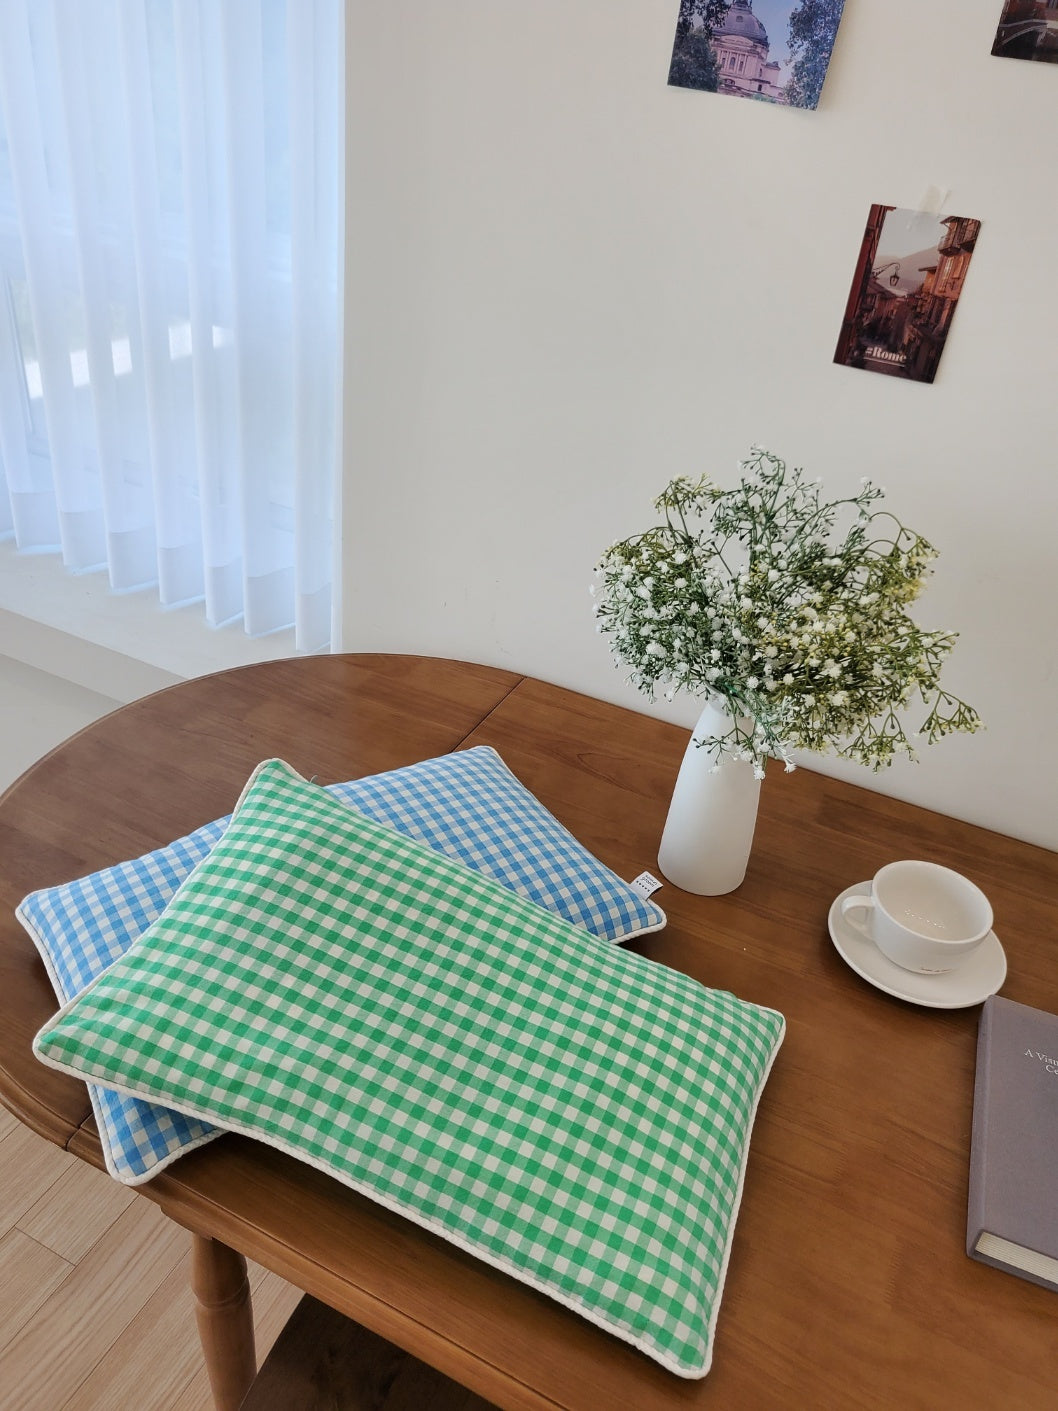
840,860,993,975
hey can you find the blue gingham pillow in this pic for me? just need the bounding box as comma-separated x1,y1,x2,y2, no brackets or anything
19,746,665,1183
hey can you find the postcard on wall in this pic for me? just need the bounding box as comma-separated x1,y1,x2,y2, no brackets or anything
991,1,1058,64
833,206,983,385
667,0,847,108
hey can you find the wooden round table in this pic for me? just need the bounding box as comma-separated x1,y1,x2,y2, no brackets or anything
2,654,1056,1410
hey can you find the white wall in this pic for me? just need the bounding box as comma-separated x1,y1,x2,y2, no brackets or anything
342,0,1058,850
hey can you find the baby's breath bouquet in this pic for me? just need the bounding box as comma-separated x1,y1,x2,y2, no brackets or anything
592,447,980,777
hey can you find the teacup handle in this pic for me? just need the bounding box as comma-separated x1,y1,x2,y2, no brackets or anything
840,892,875,939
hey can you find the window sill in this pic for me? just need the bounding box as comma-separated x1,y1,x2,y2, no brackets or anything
0,541,299,704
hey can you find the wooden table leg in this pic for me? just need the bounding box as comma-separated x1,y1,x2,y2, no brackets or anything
190,1233,257,1411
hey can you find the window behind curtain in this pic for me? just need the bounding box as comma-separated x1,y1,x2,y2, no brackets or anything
0,0,341,652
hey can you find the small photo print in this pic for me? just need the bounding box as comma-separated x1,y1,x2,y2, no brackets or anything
834,206,982,384
668,1,847,109
991,1,1058,64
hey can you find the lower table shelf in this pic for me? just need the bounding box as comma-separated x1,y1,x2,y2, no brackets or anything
239,1295,498,1411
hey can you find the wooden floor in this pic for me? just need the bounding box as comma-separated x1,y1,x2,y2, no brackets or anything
0,1106,303,1411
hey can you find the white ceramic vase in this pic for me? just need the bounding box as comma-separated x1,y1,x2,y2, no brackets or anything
657,695,762,896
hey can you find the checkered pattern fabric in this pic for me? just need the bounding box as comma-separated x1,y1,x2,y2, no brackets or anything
20,821,227,1179
330,747,666,943
35,759,783,1377
18,746,663,1182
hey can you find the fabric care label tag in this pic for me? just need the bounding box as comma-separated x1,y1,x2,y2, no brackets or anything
631,871,664,898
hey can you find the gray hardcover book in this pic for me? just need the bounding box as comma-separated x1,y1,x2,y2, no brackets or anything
967,995,1058,1292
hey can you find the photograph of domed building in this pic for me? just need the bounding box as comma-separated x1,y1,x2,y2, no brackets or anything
712,1,785,100
668,0,847,109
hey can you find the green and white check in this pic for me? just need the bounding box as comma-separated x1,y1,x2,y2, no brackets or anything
34,759,785,1377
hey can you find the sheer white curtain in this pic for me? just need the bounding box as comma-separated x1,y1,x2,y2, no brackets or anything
0,0,341,651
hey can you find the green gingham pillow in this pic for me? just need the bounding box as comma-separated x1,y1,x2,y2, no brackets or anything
34,759,784,1377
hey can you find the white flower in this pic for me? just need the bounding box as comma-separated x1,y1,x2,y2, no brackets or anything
593,450,978,773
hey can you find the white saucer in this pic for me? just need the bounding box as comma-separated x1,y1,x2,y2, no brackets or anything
828,882,1007,1009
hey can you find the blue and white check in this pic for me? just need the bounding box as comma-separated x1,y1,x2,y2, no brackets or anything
19,746,665,1182
331,747,665,943
22,820,227,1177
